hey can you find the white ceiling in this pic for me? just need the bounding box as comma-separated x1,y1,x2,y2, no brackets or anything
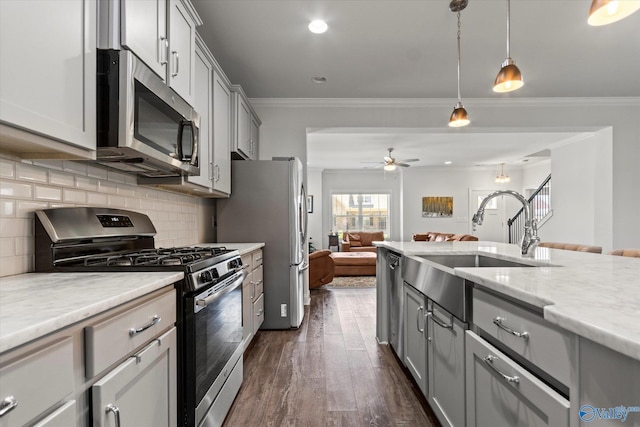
192,0,640,169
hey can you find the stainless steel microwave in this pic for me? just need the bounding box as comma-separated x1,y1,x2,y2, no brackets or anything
96,49,200,177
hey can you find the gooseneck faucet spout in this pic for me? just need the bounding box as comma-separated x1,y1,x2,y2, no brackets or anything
472,190,539,256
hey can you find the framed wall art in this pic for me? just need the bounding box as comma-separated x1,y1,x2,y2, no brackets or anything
422,196,453,218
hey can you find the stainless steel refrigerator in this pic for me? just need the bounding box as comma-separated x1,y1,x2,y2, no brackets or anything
216,158,308,329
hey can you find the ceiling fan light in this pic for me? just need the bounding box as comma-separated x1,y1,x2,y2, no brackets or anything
493,59,524,93
384,164,397,171
588,0,640,25
449,102,470,128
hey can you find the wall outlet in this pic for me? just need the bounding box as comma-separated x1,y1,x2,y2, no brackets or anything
280,304,287,317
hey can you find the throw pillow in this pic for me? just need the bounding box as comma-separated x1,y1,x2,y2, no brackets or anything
348,233,362,247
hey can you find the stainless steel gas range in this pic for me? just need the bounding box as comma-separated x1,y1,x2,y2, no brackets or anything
34,207,244,427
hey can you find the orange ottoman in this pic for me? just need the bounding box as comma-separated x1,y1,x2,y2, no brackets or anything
331,252,377,276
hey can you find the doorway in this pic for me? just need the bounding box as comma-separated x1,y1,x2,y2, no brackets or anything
469,189,507,242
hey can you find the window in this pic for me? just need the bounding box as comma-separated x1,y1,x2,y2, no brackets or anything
331,193,390,237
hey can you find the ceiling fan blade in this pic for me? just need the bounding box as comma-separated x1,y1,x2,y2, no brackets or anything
398,158,419,163
361,161,384,164
396,162,411,167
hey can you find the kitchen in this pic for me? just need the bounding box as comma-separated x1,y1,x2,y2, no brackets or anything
1,0,640,426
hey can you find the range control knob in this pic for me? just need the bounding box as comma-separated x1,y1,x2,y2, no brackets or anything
200,270,213,283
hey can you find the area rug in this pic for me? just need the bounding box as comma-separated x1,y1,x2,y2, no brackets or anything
323,276,376,288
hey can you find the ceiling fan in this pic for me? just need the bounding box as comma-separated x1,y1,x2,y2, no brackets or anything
363,148,419,170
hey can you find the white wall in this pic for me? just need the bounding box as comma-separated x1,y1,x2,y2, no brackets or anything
307,168,323,251
522,159,551,193
253,98,639,250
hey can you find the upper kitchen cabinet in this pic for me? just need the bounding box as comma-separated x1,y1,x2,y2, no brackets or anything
0,0,96,160
184,34,230,197
99,0,201,106
167,0,202,105
118,0,168,80
231,86,261,160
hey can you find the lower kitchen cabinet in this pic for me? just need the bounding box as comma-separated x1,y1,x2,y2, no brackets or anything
241,248,264,350
0,338,75,427
427,303,466,427
403,282,428,395
465,331,569,427
92,327,177,427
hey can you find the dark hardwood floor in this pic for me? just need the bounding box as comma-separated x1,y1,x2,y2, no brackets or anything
223,287,441,426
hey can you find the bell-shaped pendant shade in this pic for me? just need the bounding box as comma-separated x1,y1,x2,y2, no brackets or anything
493,58,524,93
449,102,470,128
588,0,640,25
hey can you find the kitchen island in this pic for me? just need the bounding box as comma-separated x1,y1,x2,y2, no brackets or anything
376,241,640,427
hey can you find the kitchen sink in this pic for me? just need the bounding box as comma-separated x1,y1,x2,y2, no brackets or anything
418,254,538,269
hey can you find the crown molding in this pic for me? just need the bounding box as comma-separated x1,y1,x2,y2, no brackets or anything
249,97,640,109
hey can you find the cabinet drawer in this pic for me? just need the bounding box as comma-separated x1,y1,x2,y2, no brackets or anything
253,293,264,335
466,331,569,427
253,264,263,298
252,249,263,268
472,288,571,387
33,400,76,427
85,289,176,378
0,338,74,427
241,254,252,271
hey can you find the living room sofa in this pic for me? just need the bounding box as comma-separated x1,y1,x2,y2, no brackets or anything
412,232,479,242
309,250,335,288
340,231,384,252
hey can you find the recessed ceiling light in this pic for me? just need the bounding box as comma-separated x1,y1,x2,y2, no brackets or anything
308,19,328,34
312,76,327,84
444,161,452,165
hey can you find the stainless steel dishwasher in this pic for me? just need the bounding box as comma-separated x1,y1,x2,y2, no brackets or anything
387,251,403,360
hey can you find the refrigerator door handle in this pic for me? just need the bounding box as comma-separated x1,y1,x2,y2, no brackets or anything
298,262,309,272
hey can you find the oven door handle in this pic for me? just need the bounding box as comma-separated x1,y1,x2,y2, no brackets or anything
195,272,244,310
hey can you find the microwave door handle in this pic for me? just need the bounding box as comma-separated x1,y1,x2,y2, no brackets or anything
190,122,198,166
177,120,185,161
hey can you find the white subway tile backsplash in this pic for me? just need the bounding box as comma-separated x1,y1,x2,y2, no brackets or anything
63,189,87,204
62,161,87,175
87,165,108,180
16,201,48,218
48,170,75,187
0,157,204,277
76,176,99,191
0,159,16,178
16,163,48,183
1,180,33,199
0,200,15,217
35,185,62,201
87,192,109,206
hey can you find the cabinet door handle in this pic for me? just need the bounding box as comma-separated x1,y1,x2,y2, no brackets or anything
106,404,121,427
159,36,168,65
427,311,453,330
0,396,18,417
172,50,179,77
416,306,425,333
493,317,529,340
129,315,161,337
250,281,255,300
483,355,520,384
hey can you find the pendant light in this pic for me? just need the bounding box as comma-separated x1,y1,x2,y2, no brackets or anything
588,0,640,26
448,0,470,128
493,0,523,93
495,163,511,183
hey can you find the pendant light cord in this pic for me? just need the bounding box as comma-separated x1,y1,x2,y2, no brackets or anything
506,0,511,58
456,11,462,102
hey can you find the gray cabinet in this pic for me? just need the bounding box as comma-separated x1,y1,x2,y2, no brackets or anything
119,0,168,79
92,328,177,427
403,282,428,395
241,248,264,350
427,303,466,427
465,331,569,427
167,0,201,105
0,338,75,426
212,68,232,194
0,0,96,159
231,87,260,160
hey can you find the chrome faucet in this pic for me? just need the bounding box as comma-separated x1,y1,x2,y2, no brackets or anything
472,190,540,256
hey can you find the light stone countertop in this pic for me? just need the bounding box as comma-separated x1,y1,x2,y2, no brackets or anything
376,241,640,362
0,272,182,354
199,242,265,256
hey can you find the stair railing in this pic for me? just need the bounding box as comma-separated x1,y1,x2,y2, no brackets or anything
507,174,551,244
